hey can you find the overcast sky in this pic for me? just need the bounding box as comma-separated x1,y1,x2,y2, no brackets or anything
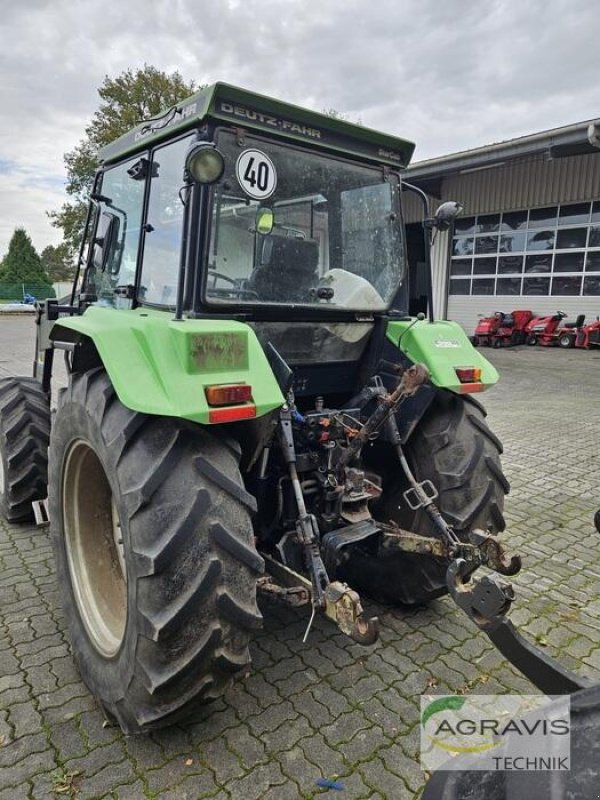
0,0,598,257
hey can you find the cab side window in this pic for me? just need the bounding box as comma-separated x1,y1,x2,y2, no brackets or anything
139,136,194,306
86,156,146,305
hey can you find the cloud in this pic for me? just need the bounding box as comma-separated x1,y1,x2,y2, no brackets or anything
0,0,598,255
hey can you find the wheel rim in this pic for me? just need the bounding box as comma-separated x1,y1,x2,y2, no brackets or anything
62,439,127,657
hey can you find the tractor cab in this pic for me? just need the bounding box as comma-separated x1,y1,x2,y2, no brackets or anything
75,84,417,400
78,84,414,322
72,84,487,404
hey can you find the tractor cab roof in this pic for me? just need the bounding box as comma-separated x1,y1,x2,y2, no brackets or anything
98,82,415,169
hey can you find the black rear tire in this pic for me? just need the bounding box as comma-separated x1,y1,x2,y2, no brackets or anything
342,391,509,605
558,333,574,349
49,369,263,733
0,378,50,522
526,334,537,346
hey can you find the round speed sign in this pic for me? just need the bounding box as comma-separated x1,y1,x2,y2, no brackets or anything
235,149,277,200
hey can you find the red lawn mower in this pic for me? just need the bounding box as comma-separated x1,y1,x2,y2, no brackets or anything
525,310,585,347
575,316,600,349
472,309,533,348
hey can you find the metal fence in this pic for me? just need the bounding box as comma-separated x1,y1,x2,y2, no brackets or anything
0,283,56,302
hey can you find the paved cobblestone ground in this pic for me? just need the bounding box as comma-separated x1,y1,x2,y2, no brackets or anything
1,315,599,799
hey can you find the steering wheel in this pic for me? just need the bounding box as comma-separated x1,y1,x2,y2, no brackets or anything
207,269,239,288
206,269,258,300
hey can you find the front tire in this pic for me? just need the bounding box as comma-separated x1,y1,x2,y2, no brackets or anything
0,378,50,522
49,369,263,733
343,392,509,605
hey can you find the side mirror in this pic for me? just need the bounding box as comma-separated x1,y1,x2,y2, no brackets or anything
255,207,274,235
431,201,464,231
92,211,120,273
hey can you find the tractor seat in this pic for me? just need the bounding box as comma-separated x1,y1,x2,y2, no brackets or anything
249,236,319,302
563,314,586,329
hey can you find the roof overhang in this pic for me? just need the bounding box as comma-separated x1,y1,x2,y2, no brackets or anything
405,119,600,192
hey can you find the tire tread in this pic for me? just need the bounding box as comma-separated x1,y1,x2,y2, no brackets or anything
0,377,50,522
49,370,261,733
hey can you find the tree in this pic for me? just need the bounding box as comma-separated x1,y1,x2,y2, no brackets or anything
49,65,197,253
40,242,75,282
0,228,54,300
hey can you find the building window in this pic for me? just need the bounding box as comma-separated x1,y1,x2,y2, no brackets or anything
583,276,600,295
498,255,523,273
449,201,600,296
523,277,550,295
471,278,495,295
449,279,470,295
496,277,522,294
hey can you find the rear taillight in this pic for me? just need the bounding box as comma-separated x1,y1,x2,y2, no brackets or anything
205,383,255,424
455,367,482,383
208,405,257,423
205,383,253,406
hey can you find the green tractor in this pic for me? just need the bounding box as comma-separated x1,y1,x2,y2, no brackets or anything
0,84,588,733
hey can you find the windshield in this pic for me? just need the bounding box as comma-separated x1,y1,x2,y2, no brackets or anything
204,131,407,311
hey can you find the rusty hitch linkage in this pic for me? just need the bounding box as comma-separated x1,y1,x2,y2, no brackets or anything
277,400,379,646
389,363,591,696
268,365,439,646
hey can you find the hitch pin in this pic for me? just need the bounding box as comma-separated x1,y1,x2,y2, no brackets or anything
303,606,317,643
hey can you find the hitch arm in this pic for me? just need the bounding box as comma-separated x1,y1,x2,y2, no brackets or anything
276,404,378,645
447,558,591,695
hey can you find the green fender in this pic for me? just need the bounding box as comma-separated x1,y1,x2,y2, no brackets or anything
51,306,285,424
386,318,499,394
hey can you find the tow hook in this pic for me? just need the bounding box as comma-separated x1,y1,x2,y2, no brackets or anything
261,554,379,646
468,530,521,576
324,582,379,645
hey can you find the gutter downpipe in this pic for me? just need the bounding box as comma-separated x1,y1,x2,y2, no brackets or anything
402,181,435,323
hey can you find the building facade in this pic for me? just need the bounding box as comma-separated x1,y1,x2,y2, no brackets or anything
404,120,600,334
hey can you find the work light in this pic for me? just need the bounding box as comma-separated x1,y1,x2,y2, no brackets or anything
185,144,225,184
